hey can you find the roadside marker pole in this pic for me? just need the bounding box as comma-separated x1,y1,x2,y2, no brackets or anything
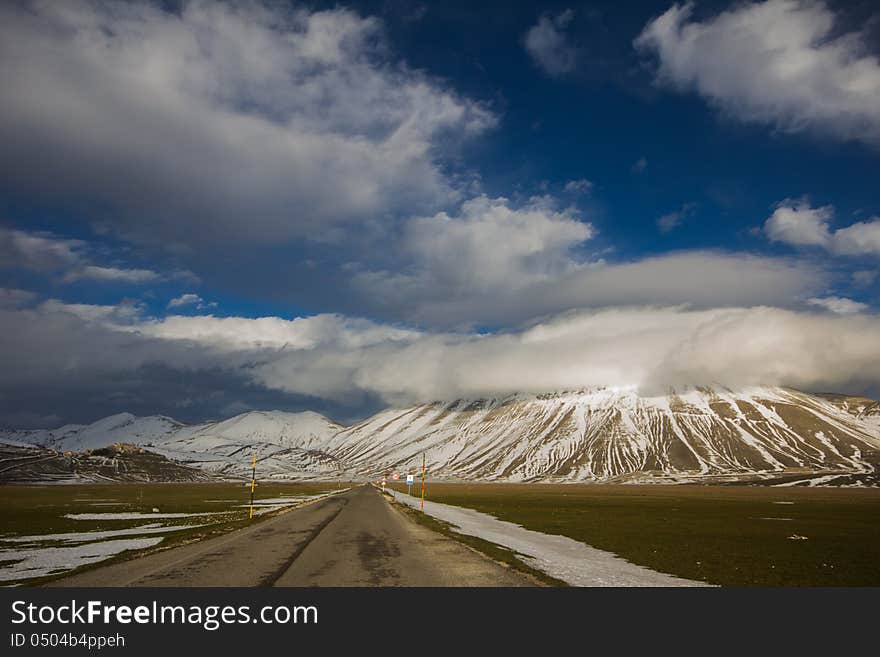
421,453,426,511
249,453,256,520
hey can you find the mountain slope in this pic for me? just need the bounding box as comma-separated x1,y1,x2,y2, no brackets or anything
0,442,221,484
816,393,880,433
4,388,879,483
3,410,344,480
4,413,183,453
327,387,880,483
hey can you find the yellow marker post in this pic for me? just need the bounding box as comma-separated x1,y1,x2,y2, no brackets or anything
249,453,256,520
420,453,426,511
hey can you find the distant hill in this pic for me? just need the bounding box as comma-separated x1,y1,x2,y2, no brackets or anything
2,410,344,480
0,442,222,484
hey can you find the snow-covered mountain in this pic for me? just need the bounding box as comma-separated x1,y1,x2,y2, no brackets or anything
143,411,344,479
1,410,344,480
4,387,879,484
2,413,182,453
325,387,880,484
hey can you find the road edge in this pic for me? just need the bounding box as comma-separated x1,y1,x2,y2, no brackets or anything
379,487,565,587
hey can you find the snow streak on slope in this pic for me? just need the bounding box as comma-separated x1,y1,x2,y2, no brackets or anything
328,387,880,482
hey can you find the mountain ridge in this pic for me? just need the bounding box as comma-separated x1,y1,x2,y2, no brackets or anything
3,387,879,484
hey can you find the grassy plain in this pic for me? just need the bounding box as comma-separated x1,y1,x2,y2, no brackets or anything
390,482,880,586
0,481,345,585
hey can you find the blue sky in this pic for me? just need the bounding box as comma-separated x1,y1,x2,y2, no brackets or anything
1,0,879,426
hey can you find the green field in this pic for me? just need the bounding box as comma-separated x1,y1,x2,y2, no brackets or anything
390,482,880,586
0,481,346,585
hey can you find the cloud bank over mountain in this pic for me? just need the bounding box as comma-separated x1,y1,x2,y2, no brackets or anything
2,300,879,426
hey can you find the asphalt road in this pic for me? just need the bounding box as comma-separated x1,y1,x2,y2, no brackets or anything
48,485,535,587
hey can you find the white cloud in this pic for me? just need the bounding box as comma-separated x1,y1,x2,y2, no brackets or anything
636,0,880,147
852,270,878,287
64,265,161,284
657,202,696,233
39,299,146,324
764,199,833,246
0,227,84,271
524,10,577,76
0,1,494,246
167,293,216,310
399,195,592,290
764,198,880,256
355,195,826,325
807,296,868,315
657,213,681,233
1,226,190,285
353,195,596,323
564,178,593,194
135,313,419,352
832,219,880,256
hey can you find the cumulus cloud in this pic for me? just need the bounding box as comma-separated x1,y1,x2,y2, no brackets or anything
764,198,833,246
397,195,592,290
833,219,880,256
1,225,187,285
355,195,826,325
635,0,880,146
852,270,878,287
765,198,880,256
39,299,146,324
167,293,216,311
63,265,161,284
657,202,696,233
353,195,594,323
564,179,593,194
355,197,827,328
807,296,868,315
0,1,494,247
525,9,578,76
2,302,880,426
136,313,418,351
0,227,84,272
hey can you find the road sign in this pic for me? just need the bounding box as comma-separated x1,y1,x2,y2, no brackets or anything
406,474,414,485
392,472,400,480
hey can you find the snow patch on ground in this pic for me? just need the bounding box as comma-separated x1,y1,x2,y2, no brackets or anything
64,511,226,520
0,538,163,582
2,523,206,544
389,490,709,587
